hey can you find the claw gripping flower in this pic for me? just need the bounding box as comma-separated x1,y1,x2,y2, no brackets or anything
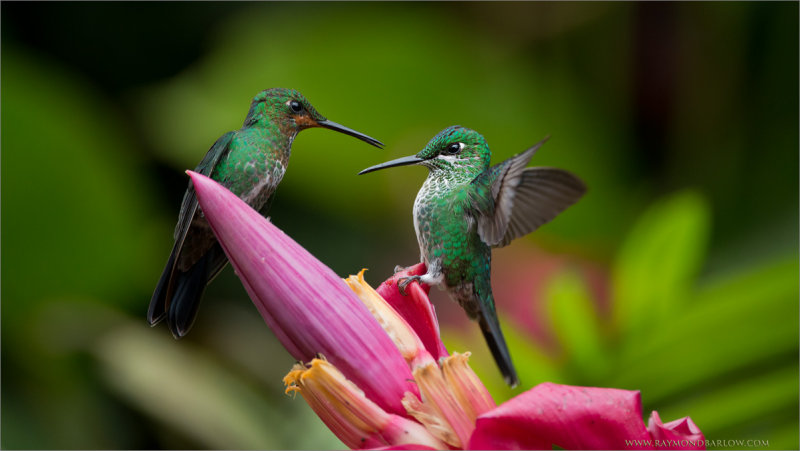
187,170,705,450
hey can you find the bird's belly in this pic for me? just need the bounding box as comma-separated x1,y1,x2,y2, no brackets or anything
238,161,285,210
416,215,483,285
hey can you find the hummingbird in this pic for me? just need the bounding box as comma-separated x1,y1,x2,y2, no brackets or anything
149,88,383,338
359,126,586,387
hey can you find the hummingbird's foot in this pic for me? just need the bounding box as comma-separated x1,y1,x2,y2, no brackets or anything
398,275,422,296
393,265,408,274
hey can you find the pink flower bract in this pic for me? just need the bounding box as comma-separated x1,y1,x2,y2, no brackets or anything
376,264,449,361
186,171,704,451
188,170,418,416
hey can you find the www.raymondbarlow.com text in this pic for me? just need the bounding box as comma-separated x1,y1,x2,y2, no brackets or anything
625,439,769,448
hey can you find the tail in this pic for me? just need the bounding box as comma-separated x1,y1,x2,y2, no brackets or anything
467,275,519,387
148,243,228,338
478,307,520,388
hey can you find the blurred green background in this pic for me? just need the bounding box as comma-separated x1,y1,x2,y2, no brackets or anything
2,2,797,449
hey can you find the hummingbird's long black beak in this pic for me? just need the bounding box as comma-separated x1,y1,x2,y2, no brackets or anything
317,119,384,149
358,155,424,175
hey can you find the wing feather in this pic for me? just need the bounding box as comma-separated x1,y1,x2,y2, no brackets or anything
492,167,586,247
474,138,586,248
148,131,235,325
172,131,236,246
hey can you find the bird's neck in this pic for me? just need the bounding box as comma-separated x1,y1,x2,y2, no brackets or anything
244,119,296,161
422,167,477,195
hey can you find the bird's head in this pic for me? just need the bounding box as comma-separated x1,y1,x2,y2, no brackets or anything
245,88,383,148
359,125,490,176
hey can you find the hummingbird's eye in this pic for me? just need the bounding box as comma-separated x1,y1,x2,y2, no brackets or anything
289,100,304,113
445,143,462,155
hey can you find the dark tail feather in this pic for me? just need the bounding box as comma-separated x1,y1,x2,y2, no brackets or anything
167,258,209,338
148,243,228,338
166,244,228,338
478,311,519,388
148,251,177,326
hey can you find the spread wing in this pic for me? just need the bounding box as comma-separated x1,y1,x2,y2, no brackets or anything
472,138,586,248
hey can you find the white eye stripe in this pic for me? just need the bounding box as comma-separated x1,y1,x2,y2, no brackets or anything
438,154,461,162
438,142,465,161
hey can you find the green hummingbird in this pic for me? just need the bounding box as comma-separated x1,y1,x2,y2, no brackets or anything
149,88,383,338
359,126,585,387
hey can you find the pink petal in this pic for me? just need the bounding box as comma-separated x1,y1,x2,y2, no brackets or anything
188,171,418,416
368,446,439,450
468,382,654,450
648,411,705,450
376,264,449,361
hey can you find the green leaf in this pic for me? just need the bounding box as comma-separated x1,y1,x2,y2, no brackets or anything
545,269,611,379
651,363,798,450
610,259,798,402
93,319,340,449
613,191,711,336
